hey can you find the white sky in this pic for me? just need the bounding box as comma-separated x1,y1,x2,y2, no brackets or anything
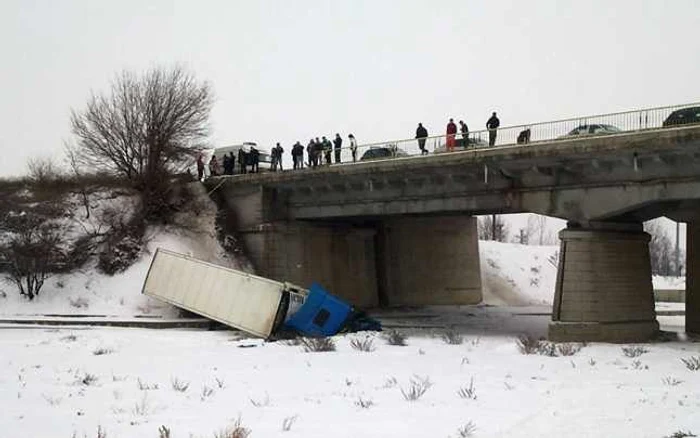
2,0,700,177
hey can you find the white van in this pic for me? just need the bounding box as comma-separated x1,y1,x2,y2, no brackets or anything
198,142,272,177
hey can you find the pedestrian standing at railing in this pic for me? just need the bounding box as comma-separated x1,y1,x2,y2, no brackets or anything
333,133,343,164
349,133,358,162
415,123,428,155
486,112,500,146
307,139,315,167
322,136,332,165
446,118,457,151
238,147,247,174
292,141,304,169
459,120,469,148
314,137,322,167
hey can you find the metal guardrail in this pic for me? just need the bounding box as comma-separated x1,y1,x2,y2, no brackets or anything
298,102,700,167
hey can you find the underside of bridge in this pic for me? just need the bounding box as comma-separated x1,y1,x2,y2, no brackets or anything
213,185,483,308
208,122,700,342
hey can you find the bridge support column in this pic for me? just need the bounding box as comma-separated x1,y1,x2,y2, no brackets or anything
686,222,700,335
379,216,482,306
549,224,658,342
240,222,380,308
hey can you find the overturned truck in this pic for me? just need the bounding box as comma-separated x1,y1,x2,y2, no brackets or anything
142,248,378,339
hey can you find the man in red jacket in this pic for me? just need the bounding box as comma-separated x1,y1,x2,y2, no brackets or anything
446,118,457,151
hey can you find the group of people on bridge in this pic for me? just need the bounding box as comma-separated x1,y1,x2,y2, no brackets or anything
198,110,508,179
415,111,501,155
269,133,359,171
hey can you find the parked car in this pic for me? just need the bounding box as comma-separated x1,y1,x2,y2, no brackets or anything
663,107,700,127
563,124,622,137
360,145,408,161
433,137,488,153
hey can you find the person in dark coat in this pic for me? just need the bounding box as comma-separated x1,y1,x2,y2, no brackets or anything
459,120,469,148
333,133,342,163
486,112,500,146
322,136,332,165
238,147,247,174
293,141,304,169
196,153,205,180
415,123,428,155
307,139,316,168
250,146,260,173
222,153,231,175
446,118,457,151
228,152,236,174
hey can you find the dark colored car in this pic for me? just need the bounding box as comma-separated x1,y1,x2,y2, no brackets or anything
360,145,408,161
663,107,700,127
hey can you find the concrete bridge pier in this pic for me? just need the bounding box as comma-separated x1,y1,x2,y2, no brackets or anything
549,223,659,342
686,221,700,335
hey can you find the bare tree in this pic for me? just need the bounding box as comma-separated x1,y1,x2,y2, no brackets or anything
478,215,510,242
70,66,213,218
27,156,62,186
645,220,682,276
1,213,66,300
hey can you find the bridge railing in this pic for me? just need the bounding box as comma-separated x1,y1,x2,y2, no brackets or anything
324,102,700,165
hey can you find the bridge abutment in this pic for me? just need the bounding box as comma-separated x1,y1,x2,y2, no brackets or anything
378,216,482,306
686,222,700,335
549,224,658,342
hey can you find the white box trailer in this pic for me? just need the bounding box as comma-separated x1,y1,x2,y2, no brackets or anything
141,248,306,339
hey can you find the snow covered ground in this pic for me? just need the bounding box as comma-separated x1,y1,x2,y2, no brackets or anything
2,324,699,438
0,196,695,437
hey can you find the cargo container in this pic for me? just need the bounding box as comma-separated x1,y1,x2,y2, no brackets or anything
141,248,306,339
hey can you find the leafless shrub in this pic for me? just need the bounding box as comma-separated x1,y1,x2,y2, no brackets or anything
537,342,558,357
69,297,89,309
280,338,302,346
662,376,683,386
137,378,159,390
457,421,477,437
622,346,649,358
170,377,189,392
681,356,700,371
200,384,214,401
556,343,582,356
300,337,336,352
1,213,67,300
383,376,398,388
384,330,408,346
350,337,376,352
42,394,62,406
78,373,98,386
457,377,477,400
441,329,464,345
133,393,149,416
281,415,298,432
631,360,648,370
215,377,226,389
92,347,113,356
355,397,374,408
400,375,433,401
27,156,63,187
664,431,697,438
158,425,171,438
61,334,78,342
249,393,270,407
588,358,597,366
516,335,541,354
213,417,251,438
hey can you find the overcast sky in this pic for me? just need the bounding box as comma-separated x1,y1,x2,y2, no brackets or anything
1,0,699,177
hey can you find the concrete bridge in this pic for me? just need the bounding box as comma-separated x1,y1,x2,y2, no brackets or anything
207,106,700,342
